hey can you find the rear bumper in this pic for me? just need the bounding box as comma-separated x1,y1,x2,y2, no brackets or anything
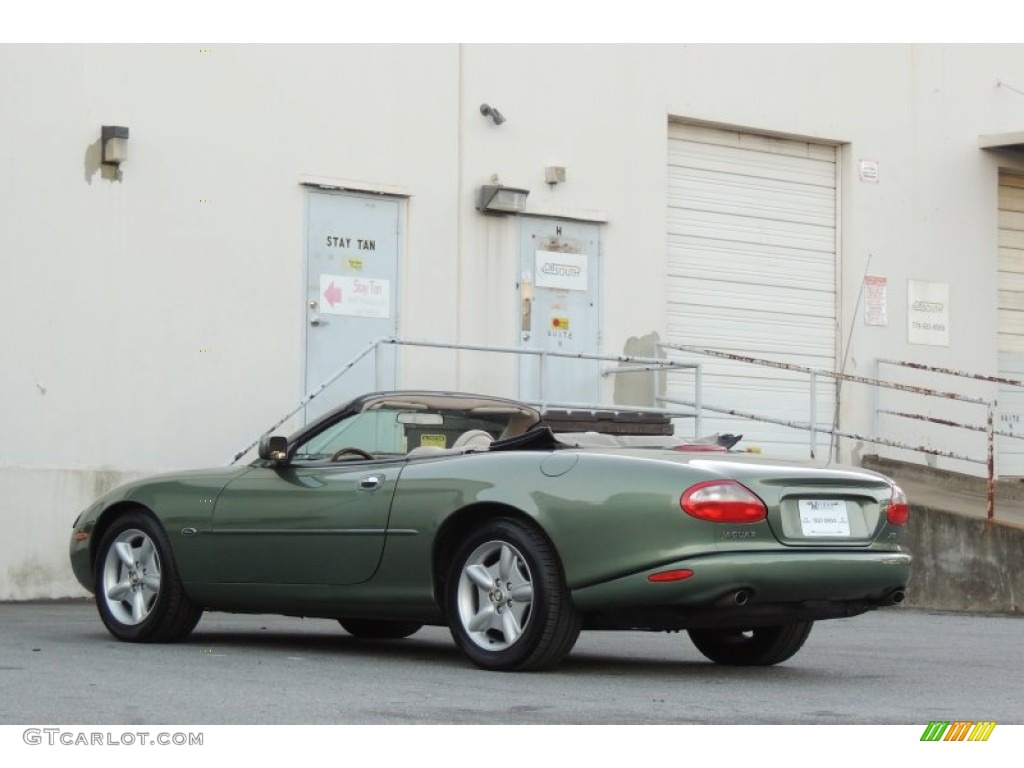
571,549,911,629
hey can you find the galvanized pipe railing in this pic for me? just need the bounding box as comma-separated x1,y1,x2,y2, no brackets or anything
663,344,991,405
229,337,703,464
877,358,1024,388
662,343,1015,520
228,336,1020,521
874,359,1024,521
661,396,990,464
228,337,383,463
876,359,1024,440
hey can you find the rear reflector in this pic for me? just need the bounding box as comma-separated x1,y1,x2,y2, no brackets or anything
648,569,694,582
886,484,910,526
681,480,767,523
73,532,89,543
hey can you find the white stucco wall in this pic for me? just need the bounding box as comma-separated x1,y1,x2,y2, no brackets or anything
3,44,1024,597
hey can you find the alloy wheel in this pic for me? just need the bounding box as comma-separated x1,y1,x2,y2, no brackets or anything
455,540,535,651
101,528,162,626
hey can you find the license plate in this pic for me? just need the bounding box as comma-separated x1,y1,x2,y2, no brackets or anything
798,499,850,536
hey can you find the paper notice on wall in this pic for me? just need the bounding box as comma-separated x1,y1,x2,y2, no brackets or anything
535,251,588,291
319,274,391,318
907,280,949,346
859,159,880,183
864,275,888,326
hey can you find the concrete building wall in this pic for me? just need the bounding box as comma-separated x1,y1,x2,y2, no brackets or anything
3,44,1024,598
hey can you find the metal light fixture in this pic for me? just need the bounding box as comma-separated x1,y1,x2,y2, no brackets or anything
101,125,129,166
476,184,529,214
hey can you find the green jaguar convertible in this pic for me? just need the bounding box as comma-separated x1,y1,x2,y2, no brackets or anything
69,391,912,671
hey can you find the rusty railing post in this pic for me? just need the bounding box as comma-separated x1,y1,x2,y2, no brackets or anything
987,401,995,520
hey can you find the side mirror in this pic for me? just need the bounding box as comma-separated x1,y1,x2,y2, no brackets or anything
258,434,288,462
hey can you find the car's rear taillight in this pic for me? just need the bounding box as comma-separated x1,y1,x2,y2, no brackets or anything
886,484,909,526
681,480,767,523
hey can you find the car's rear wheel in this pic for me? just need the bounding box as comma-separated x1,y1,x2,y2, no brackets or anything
687,620,814,666
338,619,422,639
446,518,581,671
94,512,202,642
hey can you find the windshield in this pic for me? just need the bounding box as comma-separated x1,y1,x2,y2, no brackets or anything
291,405,529,461
293,409,407,460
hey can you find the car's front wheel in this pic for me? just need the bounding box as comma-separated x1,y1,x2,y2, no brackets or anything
687,621,814,666
94,511,202,642
338,619,422,639
446,518,581,671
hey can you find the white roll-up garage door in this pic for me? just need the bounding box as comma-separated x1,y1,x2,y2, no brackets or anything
997,172,1024,476
666,122,838,457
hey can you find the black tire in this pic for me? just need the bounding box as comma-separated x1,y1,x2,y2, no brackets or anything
338,619,422,639
446,518,581,671
688,621,814,666
93,511,202,643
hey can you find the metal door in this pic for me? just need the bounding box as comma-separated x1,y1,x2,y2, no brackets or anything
997,173,1024,476
305,191,400,419
998,354,1024,476
518,218,601,405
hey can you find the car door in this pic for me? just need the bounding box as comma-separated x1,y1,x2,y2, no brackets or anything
210,459,403,586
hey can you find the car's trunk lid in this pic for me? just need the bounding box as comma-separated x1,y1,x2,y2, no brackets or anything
574,447,896,547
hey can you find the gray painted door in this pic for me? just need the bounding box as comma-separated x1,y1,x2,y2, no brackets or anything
518,217,601,405
998,173,1024,476
305,191,399,419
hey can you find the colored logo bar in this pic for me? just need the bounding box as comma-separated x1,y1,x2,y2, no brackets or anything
920,721,997,741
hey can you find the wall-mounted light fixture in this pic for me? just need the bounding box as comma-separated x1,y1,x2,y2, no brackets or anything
101,125,129,166
545,166,566,186
476,184,529,214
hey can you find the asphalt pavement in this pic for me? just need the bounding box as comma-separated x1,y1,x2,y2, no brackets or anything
0,600,1021,725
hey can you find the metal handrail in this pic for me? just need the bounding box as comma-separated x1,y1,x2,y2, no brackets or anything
877,358,1024,388
875,359,1024,440
226,335,1024,520
659,344,1024,520
228,336,704,465
663,344,991,404
873,358,1024,519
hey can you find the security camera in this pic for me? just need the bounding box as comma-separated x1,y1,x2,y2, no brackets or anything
479,103,506,125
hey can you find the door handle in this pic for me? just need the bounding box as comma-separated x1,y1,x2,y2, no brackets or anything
359,474,383,490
